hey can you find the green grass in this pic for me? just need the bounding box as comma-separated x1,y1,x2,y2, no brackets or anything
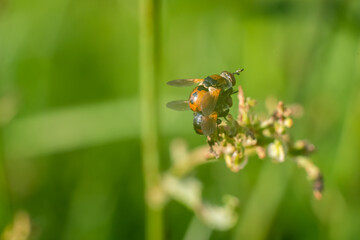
0,0,359,239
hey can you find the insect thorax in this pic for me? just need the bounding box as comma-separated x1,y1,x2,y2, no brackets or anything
203,75,226,88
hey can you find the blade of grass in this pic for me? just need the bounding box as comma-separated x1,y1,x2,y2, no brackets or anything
3,97,191,159
3,99,140,159
183,217,212,240
139,0,163,239
0,128,13,230
233,161,293,240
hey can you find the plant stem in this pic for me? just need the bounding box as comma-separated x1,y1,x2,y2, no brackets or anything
139,0,163,239
0,128,14,228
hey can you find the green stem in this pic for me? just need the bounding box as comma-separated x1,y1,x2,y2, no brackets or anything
183,217,212,240
139,0,163,239
0,128,14,229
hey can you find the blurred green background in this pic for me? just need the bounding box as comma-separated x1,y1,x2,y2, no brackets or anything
1,0,360,239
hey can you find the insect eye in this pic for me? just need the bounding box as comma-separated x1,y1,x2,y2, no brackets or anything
229,75,236,86
221,71,236,87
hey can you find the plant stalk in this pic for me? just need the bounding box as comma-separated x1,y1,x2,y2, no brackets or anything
139,0,163,239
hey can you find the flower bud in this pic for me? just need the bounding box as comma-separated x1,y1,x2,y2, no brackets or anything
268,139,285,162
284,118,293,128
225,150,248,172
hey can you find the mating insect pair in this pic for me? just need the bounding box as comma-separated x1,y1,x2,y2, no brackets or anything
166,69,243,136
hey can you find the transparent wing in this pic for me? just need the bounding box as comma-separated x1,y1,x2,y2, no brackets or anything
200,88,220,116
166,100,190,111
201,114,217,136
167,78,203,87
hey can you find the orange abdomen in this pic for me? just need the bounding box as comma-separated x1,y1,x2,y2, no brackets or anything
188,85,207,112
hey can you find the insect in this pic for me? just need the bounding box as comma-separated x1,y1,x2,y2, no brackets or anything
192,111,219,135
166,69,243,136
